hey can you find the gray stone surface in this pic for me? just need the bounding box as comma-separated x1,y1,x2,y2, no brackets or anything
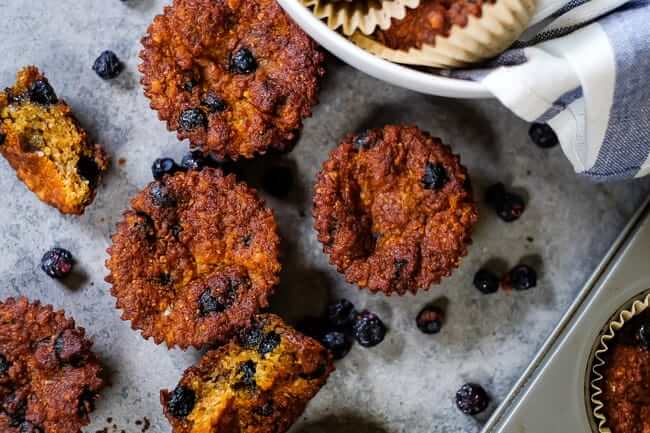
1,1,649,433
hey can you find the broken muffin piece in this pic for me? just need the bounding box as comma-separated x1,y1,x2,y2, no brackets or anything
161,314,333,433
0,66,108,214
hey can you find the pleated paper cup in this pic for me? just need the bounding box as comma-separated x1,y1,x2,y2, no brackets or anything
589,292,650,433
350,0,536,68
299,0,421,36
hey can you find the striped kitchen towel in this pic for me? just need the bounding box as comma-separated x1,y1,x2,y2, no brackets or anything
454,0,650,180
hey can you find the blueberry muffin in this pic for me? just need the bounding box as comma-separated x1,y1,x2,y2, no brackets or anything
139,0,325,159
106,168,281,349
161,314,333,433
313,125,477,295
0,67,108,214
0,297,104,433
598,309,650,433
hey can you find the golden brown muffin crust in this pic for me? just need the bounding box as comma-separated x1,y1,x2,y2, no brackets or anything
106,168,281,349
161,314,333,433
0,67,108,214
313,125,477,295
0,297,104,433
373,0,496,50
600,310,650,433
139,0,325,159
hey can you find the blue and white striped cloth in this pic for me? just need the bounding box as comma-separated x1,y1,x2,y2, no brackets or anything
458,0,650,180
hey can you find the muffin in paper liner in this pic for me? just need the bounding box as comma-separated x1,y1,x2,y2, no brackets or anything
350,0,536,68
589,292,650,433
299,0,421,36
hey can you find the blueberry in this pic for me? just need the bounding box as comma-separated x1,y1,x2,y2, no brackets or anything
258,332,281,355
77,388,96,417
198,290,225,316
151,158,179,180
352,311,386,347
181,151,208,171
149,183,176,208
326,299,357,329
486,183,525,222
182,75,198,92
0,132,5,145
416,306,444,334
77,156,101,188
422,162,448,190
0,354,10,375
92,51,123,80
321,331,351,360
28,79,58,105
456,383,489,415
353,131,375,150
179,108,207,131
167,386,196,418
473,269,499,294
19,422,43,433
528,123,558,148
254,402,273,417
239,325,264,349
637,321,650,350
41,247,74,279
262,166,293,198
236,360,257,389
508,264,537,290
201,93,227,113
230,48,257,74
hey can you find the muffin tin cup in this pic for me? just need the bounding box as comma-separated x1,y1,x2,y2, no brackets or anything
299,0,420,36
350,0,536,68
589,292,650,433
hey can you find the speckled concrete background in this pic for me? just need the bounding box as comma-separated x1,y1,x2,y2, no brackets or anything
1,1,649,433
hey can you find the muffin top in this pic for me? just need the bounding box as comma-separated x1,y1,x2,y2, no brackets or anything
600,309,650,433
0,297,104,433
139,0,325,159
0,66,108,214
373,0,495,50
106,168,281,349
313,125,477,295
161,314,333,433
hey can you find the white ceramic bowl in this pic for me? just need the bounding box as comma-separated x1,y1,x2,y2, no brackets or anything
277,0,493,99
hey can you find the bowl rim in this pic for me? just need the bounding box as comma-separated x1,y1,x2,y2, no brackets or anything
277,0,494,99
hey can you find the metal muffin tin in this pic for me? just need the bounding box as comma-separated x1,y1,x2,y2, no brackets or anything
482,195,650,433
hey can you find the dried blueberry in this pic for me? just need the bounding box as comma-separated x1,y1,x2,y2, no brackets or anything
230,48,257,74
416,306,444,334
41,247,74,279
529,123,558,148
198,290,226,316
167,386,196,418
258,332,281,355
473,269,499,294
422,162,448,190
326,299,357,329
235,360,257,389
149,183,176,208
508,264,537,290
19,421,43,433
352,311,386,347
28,79,57,105
77,156,101,188
151,158,179,180
456,383,489,415
486,183,525,222
181,151,208,171
262,166,293,198
254,402,273,417
321,331,351,360
92,51,123,80
0,354,10,375
638,321,650,350
179,108,207,131
201,93,227,113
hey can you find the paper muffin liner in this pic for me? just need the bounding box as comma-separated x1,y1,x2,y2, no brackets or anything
589,292,650,433
300,0,421,36
350,0,536,68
